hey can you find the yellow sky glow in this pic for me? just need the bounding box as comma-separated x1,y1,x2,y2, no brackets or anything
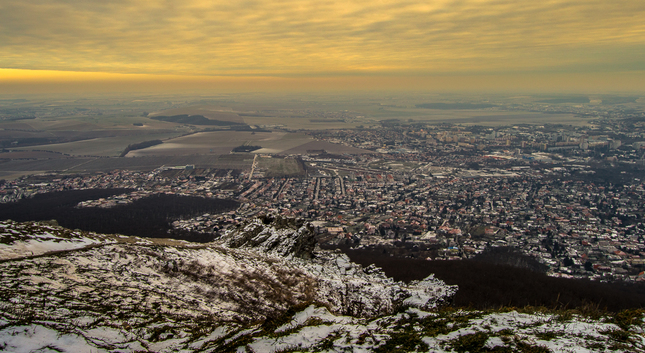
1,0,644,93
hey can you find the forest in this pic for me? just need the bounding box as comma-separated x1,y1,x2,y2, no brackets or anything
340,246,645,312
0,189,239,242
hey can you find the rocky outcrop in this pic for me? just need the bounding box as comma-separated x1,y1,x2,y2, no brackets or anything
218,214,316,259
0,218,458,351
217,215,457,317
1,218,456,321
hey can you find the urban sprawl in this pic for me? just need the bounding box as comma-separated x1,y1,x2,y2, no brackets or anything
2,105,645,284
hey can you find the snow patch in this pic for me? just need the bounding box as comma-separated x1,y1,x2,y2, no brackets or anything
0,325,101,353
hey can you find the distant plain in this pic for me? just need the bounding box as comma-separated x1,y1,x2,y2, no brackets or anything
1,93,626,179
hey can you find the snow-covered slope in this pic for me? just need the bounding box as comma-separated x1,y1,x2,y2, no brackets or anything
0,220,114,259
0,218,643,352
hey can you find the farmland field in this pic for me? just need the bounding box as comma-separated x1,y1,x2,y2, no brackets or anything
250,133,316,154
14,132,186,157
125,131,293,156
125,131,372,156
0,151,67,159
4,110,193,157
0,154,255,180
256,157,304,177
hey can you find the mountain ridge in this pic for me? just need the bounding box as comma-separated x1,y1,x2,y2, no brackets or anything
1,218,644,352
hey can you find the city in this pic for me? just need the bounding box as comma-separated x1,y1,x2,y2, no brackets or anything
3,106,644,283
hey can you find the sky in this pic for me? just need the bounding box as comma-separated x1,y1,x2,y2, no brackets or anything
1,0,644,94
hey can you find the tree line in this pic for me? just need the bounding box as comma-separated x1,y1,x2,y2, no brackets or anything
119,140,163,157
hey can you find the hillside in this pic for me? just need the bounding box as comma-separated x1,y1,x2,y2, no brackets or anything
0,217,644,352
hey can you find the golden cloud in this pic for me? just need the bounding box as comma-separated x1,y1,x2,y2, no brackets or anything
0,0,643,77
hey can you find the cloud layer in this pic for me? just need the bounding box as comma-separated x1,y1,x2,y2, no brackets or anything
1,0,644,84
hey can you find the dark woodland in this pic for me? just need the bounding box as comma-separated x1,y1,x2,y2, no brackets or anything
341,247,645,312
0,189,239,242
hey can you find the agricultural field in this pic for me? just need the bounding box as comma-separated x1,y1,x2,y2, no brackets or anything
0,157,91,180
125,131,301,156
77,154,254,172
13,132,186,157
126,131,372,156
0,154,256,180
256,157,304,177
3,104,193,157
0,151,67,159
249,132,315,154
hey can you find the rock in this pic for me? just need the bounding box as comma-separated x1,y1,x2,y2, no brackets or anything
218,216,457,317
219,214,317,259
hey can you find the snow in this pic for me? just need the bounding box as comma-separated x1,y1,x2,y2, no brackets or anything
0,325,102,353
468,311,548,330
0,219,643,352
72,316,97,327
402,274,458,310
276,305,353,333
0,237,99,259
84,327,130,343
0,220,114,260
225,327,261,345
485,336,506,349
250,325,340,353
406,307,436,319
148,337,191,352
189,326,229,349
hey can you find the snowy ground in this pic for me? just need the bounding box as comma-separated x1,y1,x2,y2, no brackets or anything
0,219,643,352
1,304,643,352
0,220,116,259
